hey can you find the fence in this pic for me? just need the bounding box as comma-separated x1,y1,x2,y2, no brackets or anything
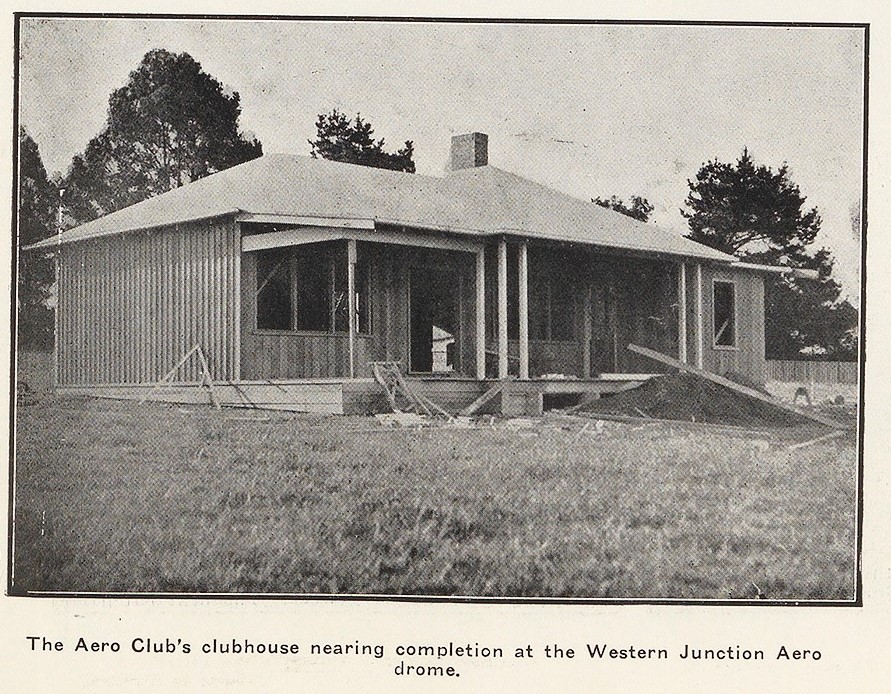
765,360,858,384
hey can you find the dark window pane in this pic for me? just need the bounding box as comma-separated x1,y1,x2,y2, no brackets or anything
256,250,292,330
528,267,549,340
356,250,372,335
713,281,736,347
550,289,575,341
295,247,331,332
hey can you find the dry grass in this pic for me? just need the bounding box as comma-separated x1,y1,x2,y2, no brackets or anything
11,379,858,600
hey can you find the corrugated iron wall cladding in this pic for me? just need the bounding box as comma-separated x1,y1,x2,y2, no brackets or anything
56,219,240,385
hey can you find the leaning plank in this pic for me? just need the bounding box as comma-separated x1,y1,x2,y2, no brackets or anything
787,430,847,451
627,343,846,429
562,411,778,435
459,383,505,416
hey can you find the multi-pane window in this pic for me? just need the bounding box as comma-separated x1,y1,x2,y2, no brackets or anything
255,242,371,334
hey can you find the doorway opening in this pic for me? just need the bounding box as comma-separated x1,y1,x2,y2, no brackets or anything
410,266,459,373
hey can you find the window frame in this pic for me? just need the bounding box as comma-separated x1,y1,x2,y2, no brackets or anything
252,242,373,337
711,278,739,350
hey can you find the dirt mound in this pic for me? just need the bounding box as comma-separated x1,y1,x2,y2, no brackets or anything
580,372,808,427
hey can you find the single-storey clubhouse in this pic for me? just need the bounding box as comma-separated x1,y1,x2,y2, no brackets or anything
26,133,812,414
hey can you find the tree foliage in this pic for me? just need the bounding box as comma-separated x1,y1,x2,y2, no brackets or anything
593,194,654,222
683,149,857,360
63,49,262,224
17,128,57,349
309,109,415,173
682,148,821,256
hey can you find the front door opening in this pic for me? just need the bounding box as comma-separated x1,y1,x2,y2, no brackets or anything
410,267,458,373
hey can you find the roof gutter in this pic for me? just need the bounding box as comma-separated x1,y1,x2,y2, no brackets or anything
731,261,820,280
22,209,241,251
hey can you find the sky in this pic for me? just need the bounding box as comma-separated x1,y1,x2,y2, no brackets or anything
17,17,865,301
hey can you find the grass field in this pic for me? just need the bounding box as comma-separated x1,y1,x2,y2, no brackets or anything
10,352,858,600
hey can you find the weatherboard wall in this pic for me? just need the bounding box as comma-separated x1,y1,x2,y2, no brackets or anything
56,218,241,386
698,264,766,382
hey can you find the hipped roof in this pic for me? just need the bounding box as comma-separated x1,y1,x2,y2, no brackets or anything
27,154,734,262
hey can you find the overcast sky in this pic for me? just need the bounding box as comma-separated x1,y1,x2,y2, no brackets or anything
18,18,865,300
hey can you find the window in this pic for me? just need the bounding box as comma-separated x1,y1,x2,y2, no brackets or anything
295,248,333,331
256,249,292,330
713,280,736,347
255,242,372,334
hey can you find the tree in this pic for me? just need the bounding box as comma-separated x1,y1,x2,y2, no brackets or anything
593,194,654,222
683,149,857,360
17,128,57,350
682,148,821,256
309,109,415,173
63,49,262,224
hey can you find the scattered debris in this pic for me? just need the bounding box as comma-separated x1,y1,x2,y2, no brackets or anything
16,380,40,406
374,412,430,428
787,430,847,452
504,418,535,430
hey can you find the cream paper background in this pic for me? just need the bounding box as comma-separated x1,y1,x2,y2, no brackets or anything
1,1,886,691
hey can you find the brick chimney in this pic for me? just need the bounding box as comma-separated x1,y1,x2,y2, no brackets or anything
450,132,488,170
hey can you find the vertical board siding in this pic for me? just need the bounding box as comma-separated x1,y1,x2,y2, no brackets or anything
765,360,858,384
57,218,240,385
700,266,766,382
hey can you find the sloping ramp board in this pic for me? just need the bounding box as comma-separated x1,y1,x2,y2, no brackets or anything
58,382,345,414
627,343,846,429
369,362,432,415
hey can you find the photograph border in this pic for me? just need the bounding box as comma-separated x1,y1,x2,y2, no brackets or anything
6,11,868,608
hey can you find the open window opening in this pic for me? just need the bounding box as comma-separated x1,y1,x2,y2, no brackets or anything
255,241,372,334
713,280,736,348
256,248,293,330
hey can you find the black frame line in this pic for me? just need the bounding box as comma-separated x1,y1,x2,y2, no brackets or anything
7,13,869,608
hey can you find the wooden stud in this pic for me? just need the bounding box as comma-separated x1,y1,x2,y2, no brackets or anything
582,276,593,378
233,221,242,382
